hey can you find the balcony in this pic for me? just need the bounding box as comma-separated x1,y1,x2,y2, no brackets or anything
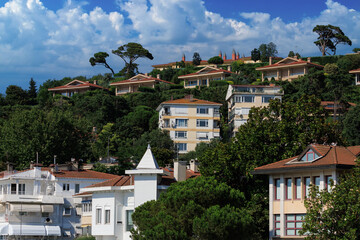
0,194,64,204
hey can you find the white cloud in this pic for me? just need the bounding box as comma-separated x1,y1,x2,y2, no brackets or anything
0,0,360,92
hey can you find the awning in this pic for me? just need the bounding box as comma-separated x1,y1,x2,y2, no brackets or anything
45,226,61,236
41,205,54,213
0,223,9,235
9,224,46,236
10,204,41,212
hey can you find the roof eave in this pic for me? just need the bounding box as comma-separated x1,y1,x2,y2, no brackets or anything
252,164,354,175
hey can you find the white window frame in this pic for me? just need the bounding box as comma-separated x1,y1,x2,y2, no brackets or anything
175,119,188,127
175,131,187,139
63,183,70,191
96,208,102,224
197,107,209,114
105,209,111,224
196,119,209,127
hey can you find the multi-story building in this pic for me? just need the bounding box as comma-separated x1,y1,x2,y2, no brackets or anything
0,163,117,239
48,79,107,97
157,96,222,153
76,146,200,240
256,57,323,81
178,66,233,89
226,84,283,136
110,74,174,96
253,144,360,240
349,68,360,85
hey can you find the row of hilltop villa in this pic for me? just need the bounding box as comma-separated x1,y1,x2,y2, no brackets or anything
1,55,359,240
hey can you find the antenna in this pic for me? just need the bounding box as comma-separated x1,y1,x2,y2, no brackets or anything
36,152,38,165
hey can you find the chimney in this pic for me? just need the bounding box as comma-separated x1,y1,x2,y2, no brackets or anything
174,160,187,182
30,161,35,169
307,57,311,62
219,51,222,58
236,52,240,60
93,80,97,85
294,55,298,60
157,74,160,79
223,53,227,61
269,57,273,65
232,49,236,60
227,65,232,72
6,162,13,172
190,159,199,172
144,73,148,76
182,53,185,62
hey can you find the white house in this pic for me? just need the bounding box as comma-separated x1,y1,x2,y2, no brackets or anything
0,163,118,239
77,146,200,240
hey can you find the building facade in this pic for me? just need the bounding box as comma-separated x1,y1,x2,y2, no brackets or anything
349,68,360,85
256,57,323,81
110,74,174,96
48,80,107,97
254,144,360,240
178,66,233,89
226,84,283,136
157,97,221,153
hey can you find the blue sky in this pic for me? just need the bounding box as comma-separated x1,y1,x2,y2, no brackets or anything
0,0,360,93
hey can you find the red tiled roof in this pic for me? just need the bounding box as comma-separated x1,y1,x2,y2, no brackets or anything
110,77,174,85
161,97,222,106
349,68,360,73
178,69,233,78
48,82,107,91
320,101,356,110
85,175,133,188
51,169,119,180
256,60,323,70
254,144,360,174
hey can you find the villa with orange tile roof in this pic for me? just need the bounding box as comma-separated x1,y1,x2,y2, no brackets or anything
253,144,360,239
178,66,234,89
76,146,200,240
48,79,107,97
256,57,324,81
110,74,174,96
156,96,221,153
349,68,360,85
0,161,118,239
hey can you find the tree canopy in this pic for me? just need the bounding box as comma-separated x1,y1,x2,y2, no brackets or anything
192,52,201,66
259,42,278,62
313,24,352,56
207,56,224,65
89,52,115,75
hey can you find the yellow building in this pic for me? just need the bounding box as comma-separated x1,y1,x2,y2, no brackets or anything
226,84,283,136
254,144,360,239
178,66,233,89
110,74,174,96
156,96,222,153
256,57,323,81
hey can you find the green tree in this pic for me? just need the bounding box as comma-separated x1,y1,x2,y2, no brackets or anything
5,85,28,105
342,106,360,145
28,78,37,105
207,56,224,65
352,47,360,53
89,52,115,75
288,50,295,57
192,52,201,66
301,164,360,239
259,42,278,62
251,48,260,62
131,177,254,240
313,24,352,56
112,42,154,79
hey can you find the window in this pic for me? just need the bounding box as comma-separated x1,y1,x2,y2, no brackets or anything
175,119,188,127
274,214,280,236
196,119,208,127
285,214,305,236
82,201,92,213
196,132,208,140
175,107,188,114
313,176,320,189
96,208,102,224
300,149,319,162
42,212,50,218
175,131,187,139
325,175,333,192
304,177,311,198
262,96,274,103
105,210,111,224
274,179,280,200
19,212,28,216
197,107,209,114
233,95,255,103
11,184,16,195
295,178,301,199
201,80,207,86
126,210,134,231
188,80,197,86
18,184,25,195
176,143,187,152
286,178,292,200
63,184,70,191
64,207,71,216
75,184,80,194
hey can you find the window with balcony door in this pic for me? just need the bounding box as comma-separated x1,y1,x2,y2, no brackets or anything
295,178,301,199
286,178,292,200
274,214,280,236
96,208,102,224
175,131,187,139
274,179,280,200
11,184,16,195
126,210,134,231
105,209,111,224
325,175,333,192
285,214,305,236
304,177,311,198
63,183,70,191
197,107,209,114
175,119,188,127
196,119,208,127
18,184,25,195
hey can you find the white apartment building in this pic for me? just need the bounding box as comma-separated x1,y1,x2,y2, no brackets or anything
157,96,222,153
0,163,117,239
226,84,283,136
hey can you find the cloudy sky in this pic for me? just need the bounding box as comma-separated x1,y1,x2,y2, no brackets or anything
0,0,360,93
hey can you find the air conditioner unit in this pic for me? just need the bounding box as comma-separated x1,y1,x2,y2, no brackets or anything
44,218,52,223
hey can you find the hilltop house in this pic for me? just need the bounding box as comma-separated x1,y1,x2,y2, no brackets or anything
110,74,174,96
253,144,360,239
226,84,283,136
256,57,323,81
178,66,234,89
349,68,360,85
0,162,117,239
48,79,107,97
157,96,221,153
76,146,200,240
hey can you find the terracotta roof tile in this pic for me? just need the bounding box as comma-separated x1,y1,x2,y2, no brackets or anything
52,169,119,180
178,69,233,78
85,175,133,188
349,68,360,73
254,144,360,174
256,60,324,70
160,97,222,106
48,83,107,91
110,77,174,85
